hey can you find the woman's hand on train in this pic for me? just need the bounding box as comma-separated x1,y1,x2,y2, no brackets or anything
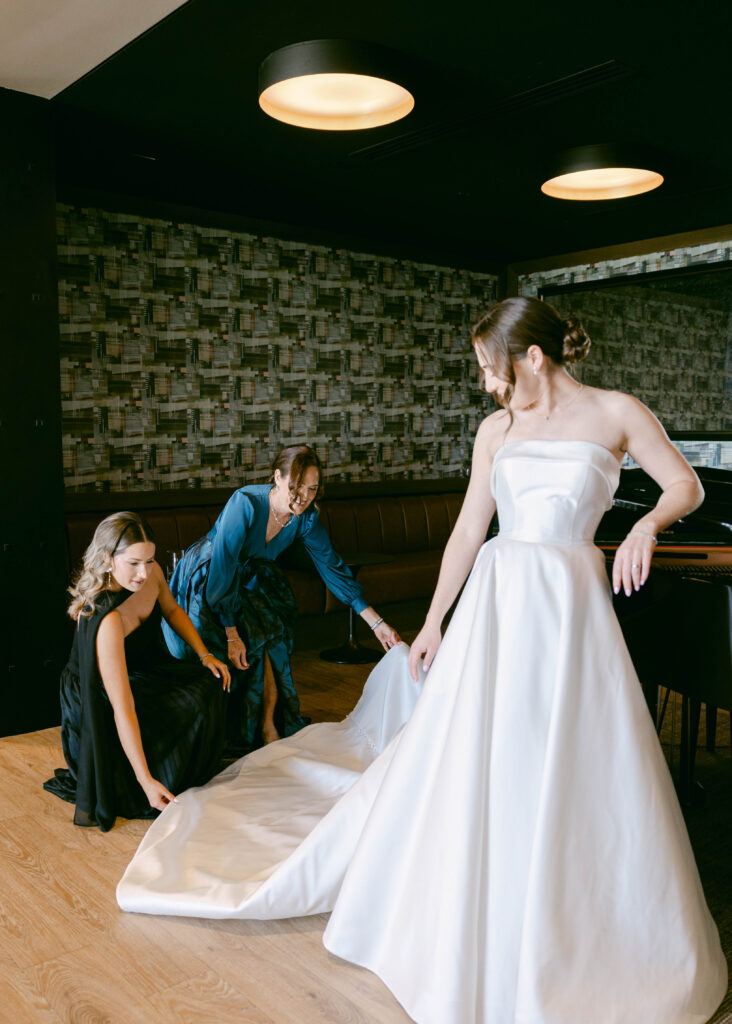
373,622,401,652
407,621,442,681
141,776,178,811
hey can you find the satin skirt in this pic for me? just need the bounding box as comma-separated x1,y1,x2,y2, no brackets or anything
118,644,420,917
119,537,727,1024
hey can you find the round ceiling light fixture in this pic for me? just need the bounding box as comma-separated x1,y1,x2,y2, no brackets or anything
258,39,415,131
541,144,664,200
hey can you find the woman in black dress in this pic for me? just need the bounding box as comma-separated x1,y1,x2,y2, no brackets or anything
44,512,230,831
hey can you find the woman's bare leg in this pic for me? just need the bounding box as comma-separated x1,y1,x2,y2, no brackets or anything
261,651,280,743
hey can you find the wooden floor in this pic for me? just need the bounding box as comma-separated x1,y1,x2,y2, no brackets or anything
2,644,730,1023
0,649,411,1024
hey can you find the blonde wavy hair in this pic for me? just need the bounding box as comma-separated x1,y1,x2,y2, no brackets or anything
68,511,156,620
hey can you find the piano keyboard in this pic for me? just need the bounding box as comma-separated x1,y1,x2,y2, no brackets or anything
600,544,732,578
653,563,732,576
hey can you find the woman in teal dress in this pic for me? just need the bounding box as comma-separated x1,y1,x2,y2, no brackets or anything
164,445,400,751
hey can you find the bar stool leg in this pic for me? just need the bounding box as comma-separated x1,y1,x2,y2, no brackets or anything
320,601,381,665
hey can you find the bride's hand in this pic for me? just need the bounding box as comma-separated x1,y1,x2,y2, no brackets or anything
408,621,442,681
612,530,657,597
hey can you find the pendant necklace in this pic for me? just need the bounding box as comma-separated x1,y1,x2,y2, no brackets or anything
521,382,584,421
269,491,292,528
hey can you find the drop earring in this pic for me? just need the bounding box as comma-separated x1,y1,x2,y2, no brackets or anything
107,566,113,588
533,366,538,375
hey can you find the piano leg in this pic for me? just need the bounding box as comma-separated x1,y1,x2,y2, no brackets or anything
656,686,671,733
678,696,705,806
641,676,659,723
705,705,717,752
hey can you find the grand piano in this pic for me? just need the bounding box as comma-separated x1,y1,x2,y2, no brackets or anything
598,464,732,800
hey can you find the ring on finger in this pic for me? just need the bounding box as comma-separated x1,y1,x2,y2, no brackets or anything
631,563,640,569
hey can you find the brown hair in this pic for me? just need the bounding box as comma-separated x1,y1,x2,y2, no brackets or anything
67,511,156,620
272,445,324,509
471,296,591,408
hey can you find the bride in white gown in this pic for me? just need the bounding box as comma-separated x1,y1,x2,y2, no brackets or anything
118,296,727,1024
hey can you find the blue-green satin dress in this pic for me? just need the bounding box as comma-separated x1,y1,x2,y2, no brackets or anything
163,485,366,751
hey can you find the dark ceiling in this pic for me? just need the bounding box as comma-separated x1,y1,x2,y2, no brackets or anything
51,0,732,271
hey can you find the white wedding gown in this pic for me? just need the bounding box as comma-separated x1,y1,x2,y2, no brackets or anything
118,440,727,1024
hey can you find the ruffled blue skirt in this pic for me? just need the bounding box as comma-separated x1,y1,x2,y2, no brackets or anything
164,538,309,751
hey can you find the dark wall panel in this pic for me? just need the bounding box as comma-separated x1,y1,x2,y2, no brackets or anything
0,87,67,736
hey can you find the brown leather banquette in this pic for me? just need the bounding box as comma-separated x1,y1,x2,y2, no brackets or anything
64,480,467,619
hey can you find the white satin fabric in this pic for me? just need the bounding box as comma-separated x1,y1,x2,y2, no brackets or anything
118,440,727,1024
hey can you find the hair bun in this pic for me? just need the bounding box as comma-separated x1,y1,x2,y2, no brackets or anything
561,315,591,364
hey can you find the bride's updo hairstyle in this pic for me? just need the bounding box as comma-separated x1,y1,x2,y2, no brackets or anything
68,511,156,620
272,444,325,510
471,296,591,407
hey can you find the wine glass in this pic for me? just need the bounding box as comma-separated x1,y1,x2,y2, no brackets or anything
165,549,185,581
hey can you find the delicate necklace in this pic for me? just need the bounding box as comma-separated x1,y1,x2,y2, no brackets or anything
269,490,293,527
519,385,549,414
520,382,584,421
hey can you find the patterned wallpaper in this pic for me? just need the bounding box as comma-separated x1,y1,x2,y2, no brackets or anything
518,240,732,439
518,239,732,296
58,205,497,492
535,284,731,432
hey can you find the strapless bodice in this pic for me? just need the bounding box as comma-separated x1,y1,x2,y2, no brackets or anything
490,440,621,545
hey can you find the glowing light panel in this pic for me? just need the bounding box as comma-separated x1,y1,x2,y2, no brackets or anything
259,72,414,130
541,166,664,200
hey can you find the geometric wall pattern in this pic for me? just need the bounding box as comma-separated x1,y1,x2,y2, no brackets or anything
518,239,732,297
544,283,732,433
519,239,732,456
58,205,498,492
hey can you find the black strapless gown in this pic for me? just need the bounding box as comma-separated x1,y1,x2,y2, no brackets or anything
44,591,225,831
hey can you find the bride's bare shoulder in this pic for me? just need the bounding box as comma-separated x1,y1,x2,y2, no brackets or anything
588,387,653,418
476,409,510,460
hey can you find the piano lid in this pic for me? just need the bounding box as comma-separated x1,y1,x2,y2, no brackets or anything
598,466,732,546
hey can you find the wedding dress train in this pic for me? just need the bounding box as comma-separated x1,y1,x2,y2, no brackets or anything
118,440,727,1024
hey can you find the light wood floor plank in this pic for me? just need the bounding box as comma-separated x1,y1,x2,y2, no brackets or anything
1,816,210,990
156,913,410,1022
149,969,276,1024
0,823,95,968
210,943,386,1024
32,945,175,1024
0,958,64,1024
0,731,66,822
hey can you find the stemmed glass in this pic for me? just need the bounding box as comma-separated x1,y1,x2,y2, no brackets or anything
165,549,185,581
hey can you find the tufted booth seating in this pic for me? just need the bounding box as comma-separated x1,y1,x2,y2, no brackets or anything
64,482,467,623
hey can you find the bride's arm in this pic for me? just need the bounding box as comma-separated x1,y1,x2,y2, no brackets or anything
612,393,704,596
408,416,499,680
